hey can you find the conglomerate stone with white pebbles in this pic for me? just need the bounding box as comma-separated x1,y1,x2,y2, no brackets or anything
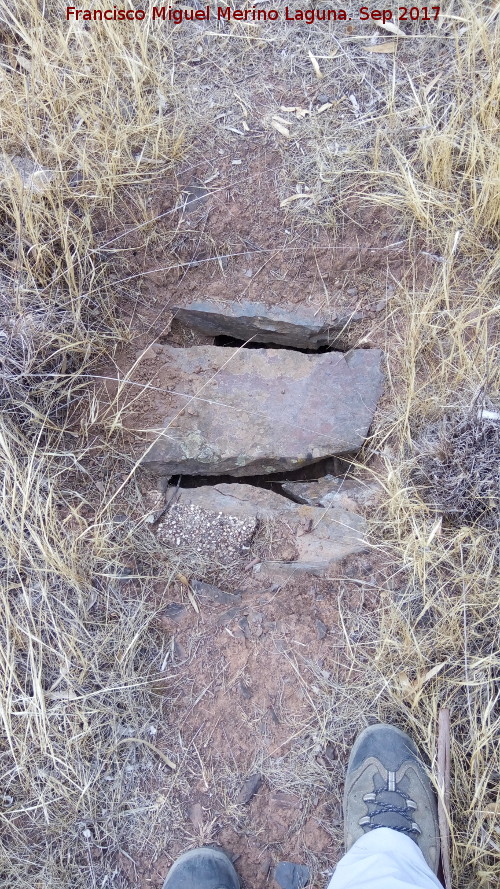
154,483,367,575
157,502,257,561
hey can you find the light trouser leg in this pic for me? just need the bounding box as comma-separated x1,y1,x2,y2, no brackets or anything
326,828,442,889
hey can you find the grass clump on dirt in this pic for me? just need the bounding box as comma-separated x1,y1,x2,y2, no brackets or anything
412,408,500,531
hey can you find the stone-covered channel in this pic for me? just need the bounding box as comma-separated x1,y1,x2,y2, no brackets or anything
120,299,384,578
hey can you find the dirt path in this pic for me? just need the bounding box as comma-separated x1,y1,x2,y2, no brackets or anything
93,18,436,888
100,142,396,886
114,552,388,889
3,7,499,889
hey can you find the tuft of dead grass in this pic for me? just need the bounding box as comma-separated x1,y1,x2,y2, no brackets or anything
340,5,500,881
412,409,500,531
0,445,180,888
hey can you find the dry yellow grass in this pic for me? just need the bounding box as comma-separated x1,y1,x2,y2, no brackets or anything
347,4,500,883
0,1,499,888
0,4,185,886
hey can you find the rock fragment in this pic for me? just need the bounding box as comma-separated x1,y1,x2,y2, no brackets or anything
162,602,187,623
157,501,256,564
143,489,166,523
0,154,54,193
274,862,310,889
189,802,203,828
190,579,242,605
237,773,263,804
281,476,382,510
156,484,367,574
315,618,328,640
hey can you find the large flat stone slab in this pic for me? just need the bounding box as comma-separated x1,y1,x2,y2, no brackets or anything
136,344,383,476
156,484,367,574
173,299,360,349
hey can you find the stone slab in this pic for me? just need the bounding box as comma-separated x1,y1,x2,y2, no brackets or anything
173,299,359,349
281,475,382,510
156,484,367,574
138,344,383,476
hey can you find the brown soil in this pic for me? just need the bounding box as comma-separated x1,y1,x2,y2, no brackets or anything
100,142,410,350
119,552,387,889
92,146,403,888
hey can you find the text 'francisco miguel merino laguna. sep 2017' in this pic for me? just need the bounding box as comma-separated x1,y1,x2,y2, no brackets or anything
65,6,442,24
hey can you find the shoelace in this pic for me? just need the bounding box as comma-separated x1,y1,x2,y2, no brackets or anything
359,771,421,836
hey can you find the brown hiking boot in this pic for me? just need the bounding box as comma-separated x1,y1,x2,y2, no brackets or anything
344,724,440,873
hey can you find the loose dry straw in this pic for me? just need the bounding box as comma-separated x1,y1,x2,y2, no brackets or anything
115,737,177,770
